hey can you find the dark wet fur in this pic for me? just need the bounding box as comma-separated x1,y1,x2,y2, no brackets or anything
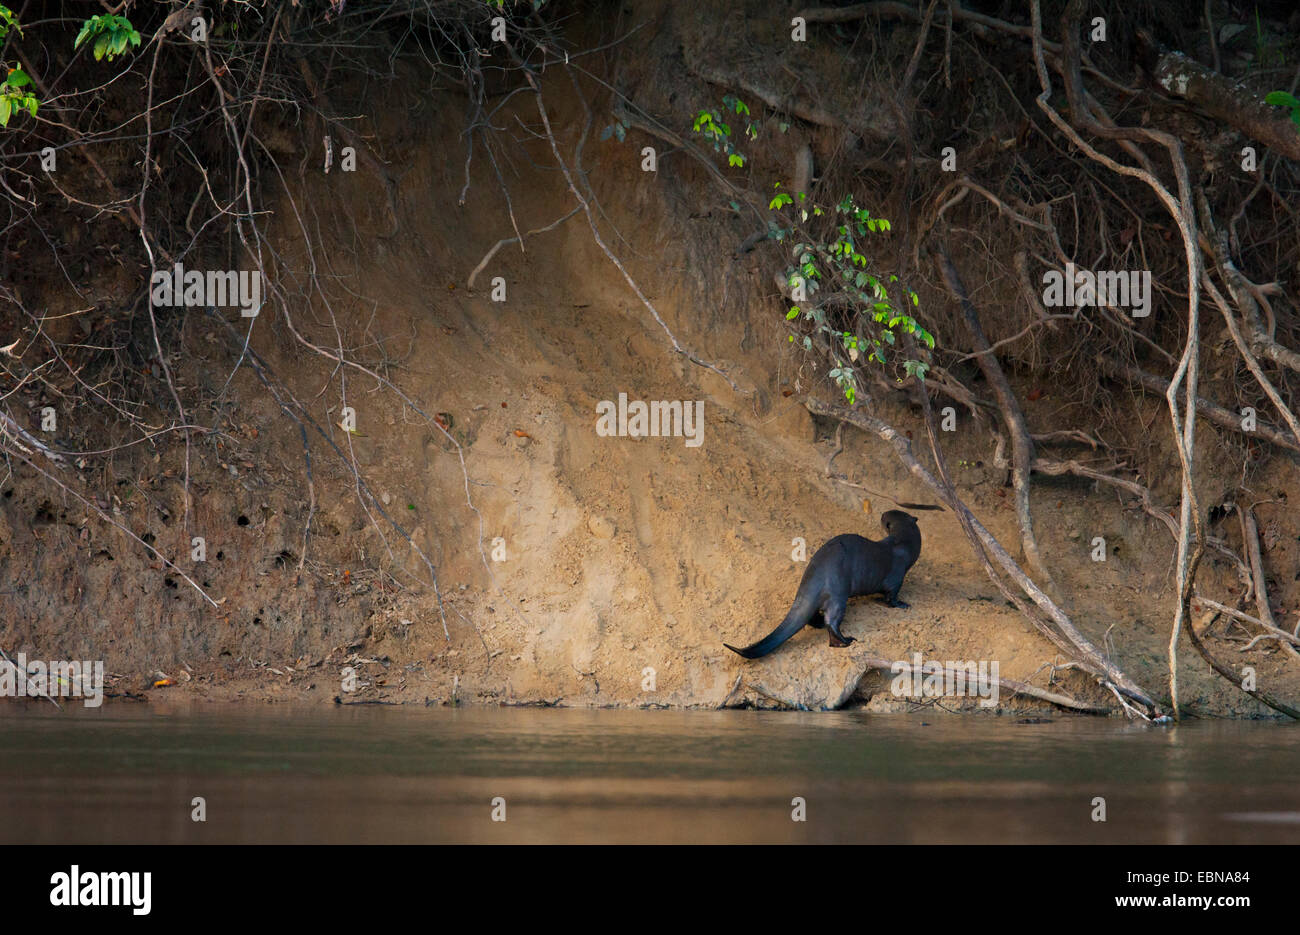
724,510,921,659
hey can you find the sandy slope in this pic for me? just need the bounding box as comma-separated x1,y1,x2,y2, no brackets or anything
3,68,1296,718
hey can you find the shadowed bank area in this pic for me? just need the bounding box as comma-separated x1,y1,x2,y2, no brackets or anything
2,1,1300,723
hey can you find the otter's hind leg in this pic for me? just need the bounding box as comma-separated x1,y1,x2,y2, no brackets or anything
823,598,854,647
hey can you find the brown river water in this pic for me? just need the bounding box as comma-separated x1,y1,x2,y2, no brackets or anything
0,705,1296,843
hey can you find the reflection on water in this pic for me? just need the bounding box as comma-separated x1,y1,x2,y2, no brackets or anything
0,705,1296,843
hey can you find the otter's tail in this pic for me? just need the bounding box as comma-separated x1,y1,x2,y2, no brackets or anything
724,597,814,659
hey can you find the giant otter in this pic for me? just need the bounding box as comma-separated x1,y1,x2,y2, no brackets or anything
724,510,921,659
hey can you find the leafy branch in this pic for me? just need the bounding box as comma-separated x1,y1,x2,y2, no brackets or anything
0,6,34,126
772,190,933,403
691,95,754,167
0,66,36,126
73,14,141,62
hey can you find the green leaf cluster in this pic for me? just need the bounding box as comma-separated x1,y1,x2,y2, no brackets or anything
691,95,754,168
0,6,36,126
1265,90,1300,128
74,14,141,62
0,66,37,125
772,192,934,404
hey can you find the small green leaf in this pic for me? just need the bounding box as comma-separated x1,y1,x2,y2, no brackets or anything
1265,90,1300,108
6,68,30,87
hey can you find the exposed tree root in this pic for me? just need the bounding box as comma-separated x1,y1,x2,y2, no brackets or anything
1097,358,1300,455
935,243,1055,591
805,396,1162,716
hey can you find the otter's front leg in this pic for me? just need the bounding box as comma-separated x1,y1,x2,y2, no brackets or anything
878,576,909,608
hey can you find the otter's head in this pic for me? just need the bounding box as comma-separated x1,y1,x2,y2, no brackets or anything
880,510,918,536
